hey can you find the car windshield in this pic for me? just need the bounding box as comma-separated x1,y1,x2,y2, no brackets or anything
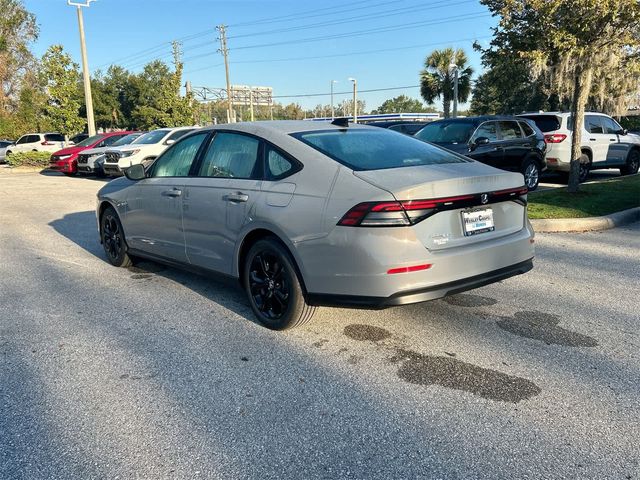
414,121,476,144
134,130,169,144
112,133,142,146
519,115,561,132
292,128,468,171
75,134,105,147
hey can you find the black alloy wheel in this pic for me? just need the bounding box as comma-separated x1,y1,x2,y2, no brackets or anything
101,206,133,267
243,238,316,330
620,150,640,176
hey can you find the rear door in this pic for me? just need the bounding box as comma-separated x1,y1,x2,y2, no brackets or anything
183,131,262,274
497,120,530,171
468,121,502,167
124,132,209,262
584,115,608,165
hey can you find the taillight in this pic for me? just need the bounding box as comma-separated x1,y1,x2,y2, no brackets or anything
387,264,432,274
41,141,54,145
338,189,526,227
544,134,567,143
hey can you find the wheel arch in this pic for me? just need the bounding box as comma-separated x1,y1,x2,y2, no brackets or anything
235,227,308,294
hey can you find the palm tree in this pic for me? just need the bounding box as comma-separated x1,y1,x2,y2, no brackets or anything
420,48,474,118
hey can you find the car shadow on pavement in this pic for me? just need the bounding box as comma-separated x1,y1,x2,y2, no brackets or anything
48,210,258,324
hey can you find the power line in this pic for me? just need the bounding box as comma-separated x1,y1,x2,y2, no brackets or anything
227,0,476,40
228,0,401,28
232,12,492,51
231,35,490,65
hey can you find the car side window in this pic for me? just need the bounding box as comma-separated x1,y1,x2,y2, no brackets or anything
498,121,523,140
197,132,260,179
150,133,208,178
265,146,297,180
585,116,604,134
602,117,622,134
16,136,27,145
519,121,535,137
471,122,498,142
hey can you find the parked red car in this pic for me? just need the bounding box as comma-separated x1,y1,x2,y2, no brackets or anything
49,131,136,175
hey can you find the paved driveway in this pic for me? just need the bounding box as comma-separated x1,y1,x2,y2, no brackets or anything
1,171,638,479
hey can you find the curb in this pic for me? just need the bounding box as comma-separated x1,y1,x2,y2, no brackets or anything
531,207,640,233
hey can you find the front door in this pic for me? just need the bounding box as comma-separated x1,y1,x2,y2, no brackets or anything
183,131,262,275
469,121,503,167
601,116,629,166
496,120,530,171
584,115,608,165
123,132,209,262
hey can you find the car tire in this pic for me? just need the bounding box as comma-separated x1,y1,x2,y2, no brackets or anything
521,158,540,191
620,149,640,176
578,153,591,183
100,206,133,268
243,238,316,330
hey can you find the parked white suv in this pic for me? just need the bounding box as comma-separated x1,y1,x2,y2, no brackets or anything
102,127,196,176
6,133,66,156
519,112,640,181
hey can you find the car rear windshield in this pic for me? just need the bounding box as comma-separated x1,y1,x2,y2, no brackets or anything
414,120,476,144
75,134,105,147
44,133,65,142
135,130,170,144
519,115,560,132
292,128,469,171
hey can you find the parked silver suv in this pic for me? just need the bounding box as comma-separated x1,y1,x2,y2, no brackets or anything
97,121,534,330
519,112,640,181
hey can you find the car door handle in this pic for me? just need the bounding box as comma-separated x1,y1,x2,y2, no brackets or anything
609,139,616,142
162,188,182,197
590,138,596,141
226,192,249,203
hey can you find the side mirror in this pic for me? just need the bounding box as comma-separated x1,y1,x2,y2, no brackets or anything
470,136,490,151
165,139,176,146
618,129,628,136
125,163,146,181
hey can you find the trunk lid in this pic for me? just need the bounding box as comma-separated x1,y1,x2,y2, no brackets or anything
354,162,527,251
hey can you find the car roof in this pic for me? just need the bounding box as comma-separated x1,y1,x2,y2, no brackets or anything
201,120,377,135
429,115,529,124
519,111,609,116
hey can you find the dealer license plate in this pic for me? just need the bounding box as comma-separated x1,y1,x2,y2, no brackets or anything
461,208,495,236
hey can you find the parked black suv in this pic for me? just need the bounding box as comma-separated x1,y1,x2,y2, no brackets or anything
365,121,431,136
414,116,547,190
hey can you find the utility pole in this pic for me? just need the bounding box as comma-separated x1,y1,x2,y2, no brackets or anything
216,24,233,123
249,87,254,121
69,0,96,136
349,77,358,123
330,80,338,120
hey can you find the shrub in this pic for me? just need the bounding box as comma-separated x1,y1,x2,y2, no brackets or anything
6,151,51,168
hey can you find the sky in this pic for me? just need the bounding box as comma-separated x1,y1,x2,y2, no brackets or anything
23,0,498,111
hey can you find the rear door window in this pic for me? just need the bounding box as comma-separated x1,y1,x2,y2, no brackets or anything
585,116,604,134
265,146,299,180
197,132,260,178
498,121,523,140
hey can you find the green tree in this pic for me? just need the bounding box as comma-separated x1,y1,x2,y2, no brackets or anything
420,48,473,118
479,0,640,192
373,95,429,114
0,0,38,112
131,43,195,129
41,45,84,138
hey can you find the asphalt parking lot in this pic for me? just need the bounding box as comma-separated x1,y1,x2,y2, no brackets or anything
1,171,639,479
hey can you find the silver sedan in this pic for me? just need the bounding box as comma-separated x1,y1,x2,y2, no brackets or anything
97,121,534,329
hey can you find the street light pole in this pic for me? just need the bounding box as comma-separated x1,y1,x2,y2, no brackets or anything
450,63,459,118
330,80,337,120
69,0,96,136
348,77,357,123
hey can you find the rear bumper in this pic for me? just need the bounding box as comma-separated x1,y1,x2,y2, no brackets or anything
307,259,533,308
